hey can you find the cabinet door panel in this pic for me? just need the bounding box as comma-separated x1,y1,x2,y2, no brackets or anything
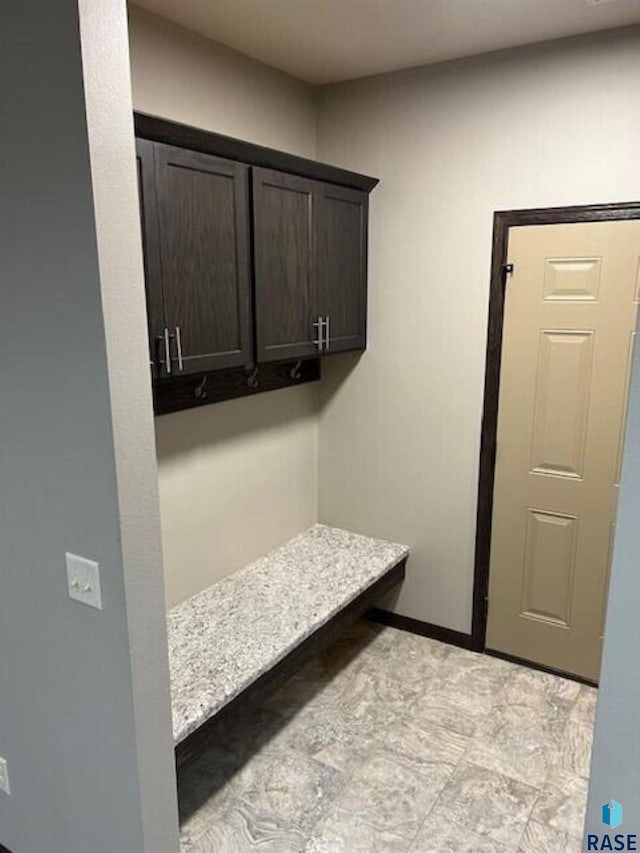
317,184,368,353
135,138,165,376
154,143,252,374
253,168,318,362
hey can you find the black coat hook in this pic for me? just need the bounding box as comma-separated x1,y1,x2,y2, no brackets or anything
194,375,208,399
246,368,259,389
289,360,303,380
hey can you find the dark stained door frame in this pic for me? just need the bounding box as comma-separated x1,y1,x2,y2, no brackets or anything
471,201,640,667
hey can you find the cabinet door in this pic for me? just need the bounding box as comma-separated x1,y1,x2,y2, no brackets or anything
253,168,319,363
317,183,368,354
135,138,165,377
153,143,252,375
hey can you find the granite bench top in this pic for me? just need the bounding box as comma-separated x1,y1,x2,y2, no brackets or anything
167,524,409,745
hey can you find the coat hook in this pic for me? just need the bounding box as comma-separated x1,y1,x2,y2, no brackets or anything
246,367,259,389
194,375,208,399
289,360,303,380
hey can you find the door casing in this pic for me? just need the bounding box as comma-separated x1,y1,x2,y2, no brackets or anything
472,202,640,685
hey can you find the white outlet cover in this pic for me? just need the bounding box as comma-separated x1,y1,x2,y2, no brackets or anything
66,552,103,610
0,757,10,795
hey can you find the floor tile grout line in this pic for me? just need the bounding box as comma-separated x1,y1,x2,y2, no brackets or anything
443,750,543,848
390,760,457,853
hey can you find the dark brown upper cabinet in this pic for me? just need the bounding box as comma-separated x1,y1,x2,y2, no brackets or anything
253,169,368,363
137,140,252,378
134,112,377,413
253,169,318,363
317,183,368,354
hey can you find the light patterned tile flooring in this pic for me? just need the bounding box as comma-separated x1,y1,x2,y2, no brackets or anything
178,621,596,852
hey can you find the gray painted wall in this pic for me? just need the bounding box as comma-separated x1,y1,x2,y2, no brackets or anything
585,330,640,837
0,1,178,850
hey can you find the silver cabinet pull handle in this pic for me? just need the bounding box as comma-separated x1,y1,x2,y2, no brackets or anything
163,327,172,375
325,315,330,350
175,326,184,372
313,317,324,351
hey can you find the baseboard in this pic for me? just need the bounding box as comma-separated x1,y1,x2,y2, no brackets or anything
485,648,598,688
366,608,474,650
365,609,598,687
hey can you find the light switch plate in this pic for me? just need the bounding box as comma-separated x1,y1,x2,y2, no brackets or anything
0,757,10,795
66,552,103,610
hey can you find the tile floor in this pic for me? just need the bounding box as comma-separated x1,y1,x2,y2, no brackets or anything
178,621,596,852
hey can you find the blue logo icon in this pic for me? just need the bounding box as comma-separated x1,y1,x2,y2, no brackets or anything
602,800,623,829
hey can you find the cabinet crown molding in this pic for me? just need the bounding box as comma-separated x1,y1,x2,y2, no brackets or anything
134,111,379,194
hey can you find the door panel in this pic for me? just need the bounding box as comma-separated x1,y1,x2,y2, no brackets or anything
530,330,594,478
154,143,252,374
253,168,317,362
543,257,601,301
487,220,640,680
520,509,578,627
317,185,368,353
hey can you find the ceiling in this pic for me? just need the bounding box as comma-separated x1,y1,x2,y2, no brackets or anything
133,0,640,85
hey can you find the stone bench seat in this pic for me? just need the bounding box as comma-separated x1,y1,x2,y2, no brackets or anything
167,524,408,765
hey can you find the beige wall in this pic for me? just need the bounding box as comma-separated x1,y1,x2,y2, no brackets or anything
316,28,640,633
155,390,318,606
129,10,640,627
128,5,316,154
128,5,319,607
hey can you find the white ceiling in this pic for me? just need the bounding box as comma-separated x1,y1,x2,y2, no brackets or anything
133,0,640,85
